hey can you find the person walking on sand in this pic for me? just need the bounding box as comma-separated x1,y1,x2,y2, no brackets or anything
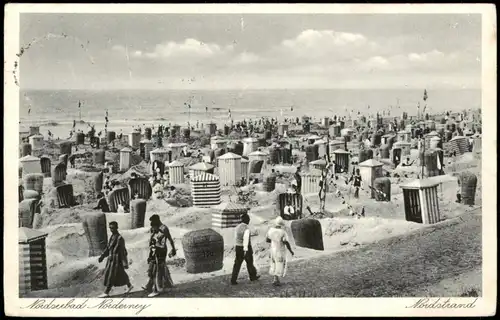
94,193,110,213
230,213,260,285
69,154,76,168
266,217,294,286
143,214,177,297
294,167,302,194
97,221,133,297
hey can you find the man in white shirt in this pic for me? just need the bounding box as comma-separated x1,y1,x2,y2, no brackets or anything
283,199,295,220
230,213,260,285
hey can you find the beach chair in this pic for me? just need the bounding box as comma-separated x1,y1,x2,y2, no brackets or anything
276,193,303,221
392,148,402,167
40,157,51,178
19,199,38,228
90,136,100,149
56,184,76,208
249,160,264,174
108,187,130,213
52,162,67,186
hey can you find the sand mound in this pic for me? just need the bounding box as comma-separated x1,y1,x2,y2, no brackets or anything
38,205,94,228
42,223,89,267
165,207,213,230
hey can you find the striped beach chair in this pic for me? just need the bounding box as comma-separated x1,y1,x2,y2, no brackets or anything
447,136,469,156
40,157,51,178
56,184,75,208
128,177,152,200
108,187,130,212
211,202,248,229
191,173,222,208
19,228,49,295
276,193,303,221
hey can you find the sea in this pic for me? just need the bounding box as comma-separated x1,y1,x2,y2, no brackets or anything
18,88,481,139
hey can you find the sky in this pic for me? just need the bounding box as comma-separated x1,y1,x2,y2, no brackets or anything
19,13,482,90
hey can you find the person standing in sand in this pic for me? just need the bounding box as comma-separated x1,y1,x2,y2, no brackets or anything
97,221,133,297
349,169,362,199
266,217,294,286
230,213,260,285
283,198,295,220
456,179,462,203
144,214,177,297
94,193,110,213
294,167,302,194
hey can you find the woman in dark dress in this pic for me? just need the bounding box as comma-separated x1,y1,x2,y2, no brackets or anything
97,221,133,297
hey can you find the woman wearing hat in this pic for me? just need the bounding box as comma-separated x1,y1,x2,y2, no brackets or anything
266,217,294,286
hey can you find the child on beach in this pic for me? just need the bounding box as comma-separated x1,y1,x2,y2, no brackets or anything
456,180,462,203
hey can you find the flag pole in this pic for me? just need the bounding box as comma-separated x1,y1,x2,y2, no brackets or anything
421,138,425,179
78,101,82,121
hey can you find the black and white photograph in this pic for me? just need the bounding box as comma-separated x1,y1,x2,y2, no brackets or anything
4,3,496,317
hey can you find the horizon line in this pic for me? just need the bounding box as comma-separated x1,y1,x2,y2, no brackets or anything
19,87,482,92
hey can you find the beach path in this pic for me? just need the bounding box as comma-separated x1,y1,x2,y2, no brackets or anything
114,209,481,298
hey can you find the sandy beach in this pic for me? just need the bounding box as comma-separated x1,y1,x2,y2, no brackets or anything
18,110,482,298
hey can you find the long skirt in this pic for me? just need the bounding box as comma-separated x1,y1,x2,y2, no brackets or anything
269,254,287,278
103,254,130,288
146,259,174,292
